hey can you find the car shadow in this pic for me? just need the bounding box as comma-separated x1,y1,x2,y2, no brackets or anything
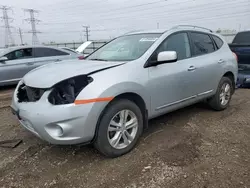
45,102,211,159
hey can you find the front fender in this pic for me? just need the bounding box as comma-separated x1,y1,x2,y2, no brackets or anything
98,82,150,109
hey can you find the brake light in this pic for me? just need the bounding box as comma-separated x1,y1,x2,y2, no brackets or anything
232,52,238,63
78,55,84,60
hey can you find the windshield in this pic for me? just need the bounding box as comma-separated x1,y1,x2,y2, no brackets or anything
232,32,250,44
87,33,161,61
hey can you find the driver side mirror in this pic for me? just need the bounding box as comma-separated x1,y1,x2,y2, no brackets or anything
146,51,177,67
157,51,177,64
0,57,8,63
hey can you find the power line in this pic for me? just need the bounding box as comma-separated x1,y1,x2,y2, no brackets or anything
95,0,247,21
39,4,249,35
24,8,41,45
39,11,250,35
41,0,248,25
0,5,15,47
42,0,165,15
41,0,183,22
42,27,129,34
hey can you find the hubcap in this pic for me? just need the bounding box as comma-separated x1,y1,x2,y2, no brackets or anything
219,83,231,106
107,110,138,149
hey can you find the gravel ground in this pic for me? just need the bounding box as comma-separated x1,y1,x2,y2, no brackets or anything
0,89,249,188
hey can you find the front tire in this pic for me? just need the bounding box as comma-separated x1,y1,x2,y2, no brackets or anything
94,99,143,158
208,77,233,111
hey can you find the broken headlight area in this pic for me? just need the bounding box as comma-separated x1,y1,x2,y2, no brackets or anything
48,75,93,105
17,83,47,102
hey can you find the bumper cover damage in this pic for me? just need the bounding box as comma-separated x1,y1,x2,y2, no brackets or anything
11,60,124,145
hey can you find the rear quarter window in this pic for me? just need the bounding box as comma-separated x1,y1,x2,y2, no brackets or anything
211,35,224,49
33,48,69,58
189,32,215,56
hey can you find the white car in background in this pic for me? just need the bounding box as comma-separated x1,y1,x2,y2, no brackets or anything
60,41,95,58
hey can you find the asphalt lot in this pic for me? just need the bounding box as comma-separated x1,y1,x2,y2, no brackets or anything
0,88,249,188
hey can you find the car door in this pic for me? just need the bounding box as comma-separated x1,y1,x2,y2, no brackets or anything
0,48,34,84
147,32,199,117
188,32,222,96
33,47,70,68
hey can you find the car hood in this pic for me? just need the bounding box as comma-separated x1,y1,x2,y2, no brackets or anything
23,59,125,88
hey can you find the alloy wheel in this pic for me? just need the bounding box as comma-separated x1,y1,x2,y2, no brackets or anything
219,83,231,106
107,109,138,149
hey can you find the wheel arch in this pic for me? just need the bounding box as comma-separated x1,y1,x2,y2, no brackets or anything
223,71,235,93
92,92,149,143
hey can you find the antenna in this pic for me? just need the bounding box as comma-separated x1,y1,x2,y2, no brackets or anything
0,5,15,47
24,8,41,45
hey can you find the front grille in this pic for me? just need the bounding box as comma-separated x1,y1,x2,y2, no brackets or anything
17,83,46,102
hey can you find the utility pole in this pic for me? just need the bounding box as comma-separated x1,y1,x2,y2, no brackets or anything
83,25,90,41
24,8,41,45
0,5,15,48
18,28,24,45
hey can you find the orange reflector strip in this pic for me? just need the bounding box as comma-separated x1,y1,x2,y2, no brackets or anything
74,97,114,105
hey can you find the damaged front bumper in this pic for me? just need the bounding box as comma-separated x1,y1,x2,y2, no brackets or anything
10,82,101,145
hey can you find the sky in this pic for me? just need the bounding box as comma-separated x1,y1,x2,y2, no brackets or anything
0,0,250,46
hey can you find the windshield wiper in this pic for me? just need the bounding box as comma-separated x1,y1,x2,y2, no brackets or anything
88,58,108,61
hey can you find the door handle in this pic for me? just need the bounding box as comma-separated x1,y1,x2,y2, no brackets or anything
188,66,197,71
26,62,34,65
55,59,62,62
218,59,225,64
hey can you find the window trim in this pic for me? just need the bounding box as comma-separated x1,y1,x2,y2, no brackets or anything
188,31,217,58
144,31,192,68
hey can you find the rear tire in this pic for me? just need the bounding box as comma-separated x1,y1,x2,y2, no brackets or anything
208,77,233,111
94,99,143,158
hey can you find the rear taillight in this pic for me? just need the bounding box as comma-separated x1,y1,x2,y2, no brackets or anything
232,52,238,63
78,55,84,60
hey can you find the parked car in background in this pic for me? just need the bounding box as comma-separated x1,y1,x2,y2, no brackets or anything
0,45,84,86
11,25,237,157
75,41,93,57
229,31,250,88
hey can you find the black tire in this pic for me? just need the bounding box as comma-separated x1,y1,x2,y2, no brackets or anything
94,99,143,158
208,77,233,111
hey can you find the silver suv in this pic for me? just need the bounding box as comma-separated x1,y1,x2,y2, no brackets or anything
11,25,238,157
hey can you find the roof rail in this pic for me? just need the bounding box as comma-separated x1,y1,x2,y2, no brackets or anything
171,25,213,33
123,30,143,35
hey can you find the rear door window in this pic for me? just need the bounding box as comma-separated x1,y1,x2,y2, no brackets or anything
212,35,224,49
33,48,69,58
190,32,215,56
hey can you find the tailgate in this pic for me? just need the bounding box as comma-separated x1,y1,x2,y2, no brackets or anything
229,44,250,65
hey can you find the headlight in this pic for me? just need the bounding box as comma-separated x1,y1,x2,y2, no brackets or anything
48,75,93,105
